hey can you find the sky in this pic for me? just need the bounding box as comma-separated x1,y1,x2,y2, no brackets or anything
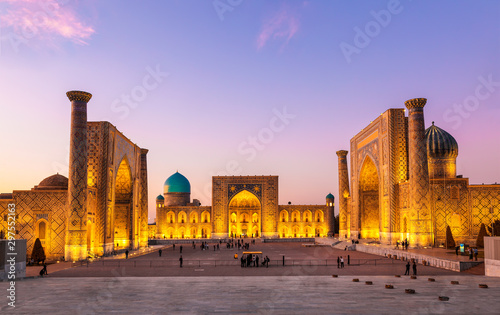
0,0,499,223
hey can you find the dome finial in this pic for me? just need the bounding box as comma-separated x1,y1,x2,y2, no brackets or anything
432,121,434,125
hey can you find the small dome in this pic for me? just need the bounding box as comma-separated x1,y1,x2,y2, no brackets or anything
36,174,68,190
326,193,334,200
426,122,458,159
156,194,164,200
163,172,191,194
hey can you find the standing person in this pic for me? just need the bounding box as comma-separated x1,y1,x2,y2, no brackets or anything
337,256,340,269
455,246,459,256
256,255,259,268
469,248,473,260
347,255,350,266
159,249,162,257
412,261,417,275
404,261,410,275
265,256,270,268
179,255,183,268
180,245,183,254
125,249,129,259
474,248,478,261
340,256,344,268
173,244,175,251
396,240,399,249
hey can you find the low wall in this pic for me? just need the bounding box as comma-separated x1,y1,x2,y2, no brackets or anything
263,238,315,243
149,239,231,246
485,237,500,277
355,244,481,272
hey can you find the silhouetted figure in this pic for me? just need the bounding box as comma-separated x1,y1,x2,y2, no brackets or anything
455,246,459,256
412,262,417,275
340,256,344,268
173,244,175,250
125,250,129,259
179,255,183,267
404,261,410,275
348,255,350,265
159,249,162,257
256,255,259,267
39,264,48,277
337,256,340,268
180,245,183,254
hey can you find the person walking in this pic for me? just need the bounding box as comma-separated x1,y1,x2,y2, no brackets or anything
179,255,183,268
412,261,417,275
340,256,344,268
159,249,162,257
404,261,410,275
125,249,129,259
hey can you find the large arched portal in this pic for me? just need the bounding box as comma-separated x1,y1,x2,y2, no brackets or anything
114,157,133,248
359,157,380,239
228,190,261,237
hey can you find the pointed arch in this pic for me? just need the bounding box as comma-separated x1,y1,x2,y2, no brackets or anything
359,156,380,239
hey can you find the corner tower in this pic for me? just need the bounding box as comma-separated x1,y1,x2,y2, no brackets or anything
65,90,92,261
404,98,433,247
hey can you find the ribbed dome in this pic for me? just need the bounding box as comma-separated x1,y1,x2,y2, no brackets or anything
425,122,458,159
163,172,190,194
37,174,68,190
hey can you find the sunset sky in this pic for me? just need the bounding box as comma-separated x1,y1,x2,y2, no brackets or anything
0,0,499,222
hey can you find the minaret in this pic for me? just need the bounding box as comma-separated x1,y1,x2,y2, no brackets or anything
326,193,335,236
336,150,350,239
139,148,149,248
65,90,92,261
404,98,433,247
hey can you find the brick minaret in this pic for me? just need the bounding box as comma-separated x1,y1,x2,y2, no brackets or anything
65,90,92,261
139,148,149,248
336,150,350,239
404,98,433,247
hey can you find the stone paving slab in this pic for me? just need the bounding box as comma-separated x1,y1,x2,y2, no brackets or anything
1,275,499,314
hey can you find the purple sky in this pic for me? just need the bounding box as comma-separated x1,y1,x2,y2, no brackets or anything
0,0,499,223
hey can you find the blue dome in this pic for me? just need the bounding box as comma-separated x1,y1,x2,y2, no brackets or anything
156,194,164,200
163,172,191,194
326,193,334,200
425,122,458,159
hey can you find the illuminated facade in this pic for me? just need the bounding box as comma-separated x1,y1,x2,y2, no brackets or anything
338,98,500,247
0,91,149,261
156,174,335,239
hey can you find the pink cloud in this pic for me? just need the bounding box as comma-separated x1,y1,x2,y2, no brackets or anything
257,6,300,51
0,0,95,45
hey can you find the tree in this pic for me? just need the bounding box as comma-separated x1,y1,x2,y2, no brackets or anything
445,225,455,249
487,220,500,237
31,238,46,264
476,223,489,248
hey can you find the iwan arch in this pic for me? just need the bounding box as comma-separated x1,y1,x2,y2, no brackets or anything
337,98,500,247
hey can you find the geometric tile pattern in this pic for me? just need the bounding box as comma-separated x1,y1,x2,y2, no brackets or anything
336,150,349,236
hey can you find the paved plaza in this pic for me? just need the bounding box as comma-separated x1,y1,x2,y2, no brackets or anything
3,241,500,314
2,275,500,314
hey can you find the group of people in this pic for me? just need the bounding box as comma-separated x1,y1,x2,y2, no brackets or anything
395,239,409,250
468,247,479,261
404,261,417,275
240,254,269,268
337,255,349,268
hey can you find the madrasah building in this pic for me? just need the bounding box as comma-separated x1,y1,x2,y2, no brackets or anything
337,98,500,247
0,91,149,261
154,173,335,239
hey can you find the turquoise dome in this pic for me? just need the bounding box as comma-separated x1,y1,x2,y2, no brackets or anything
326,193,334,200
156,194,164,200
163,172,191,194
